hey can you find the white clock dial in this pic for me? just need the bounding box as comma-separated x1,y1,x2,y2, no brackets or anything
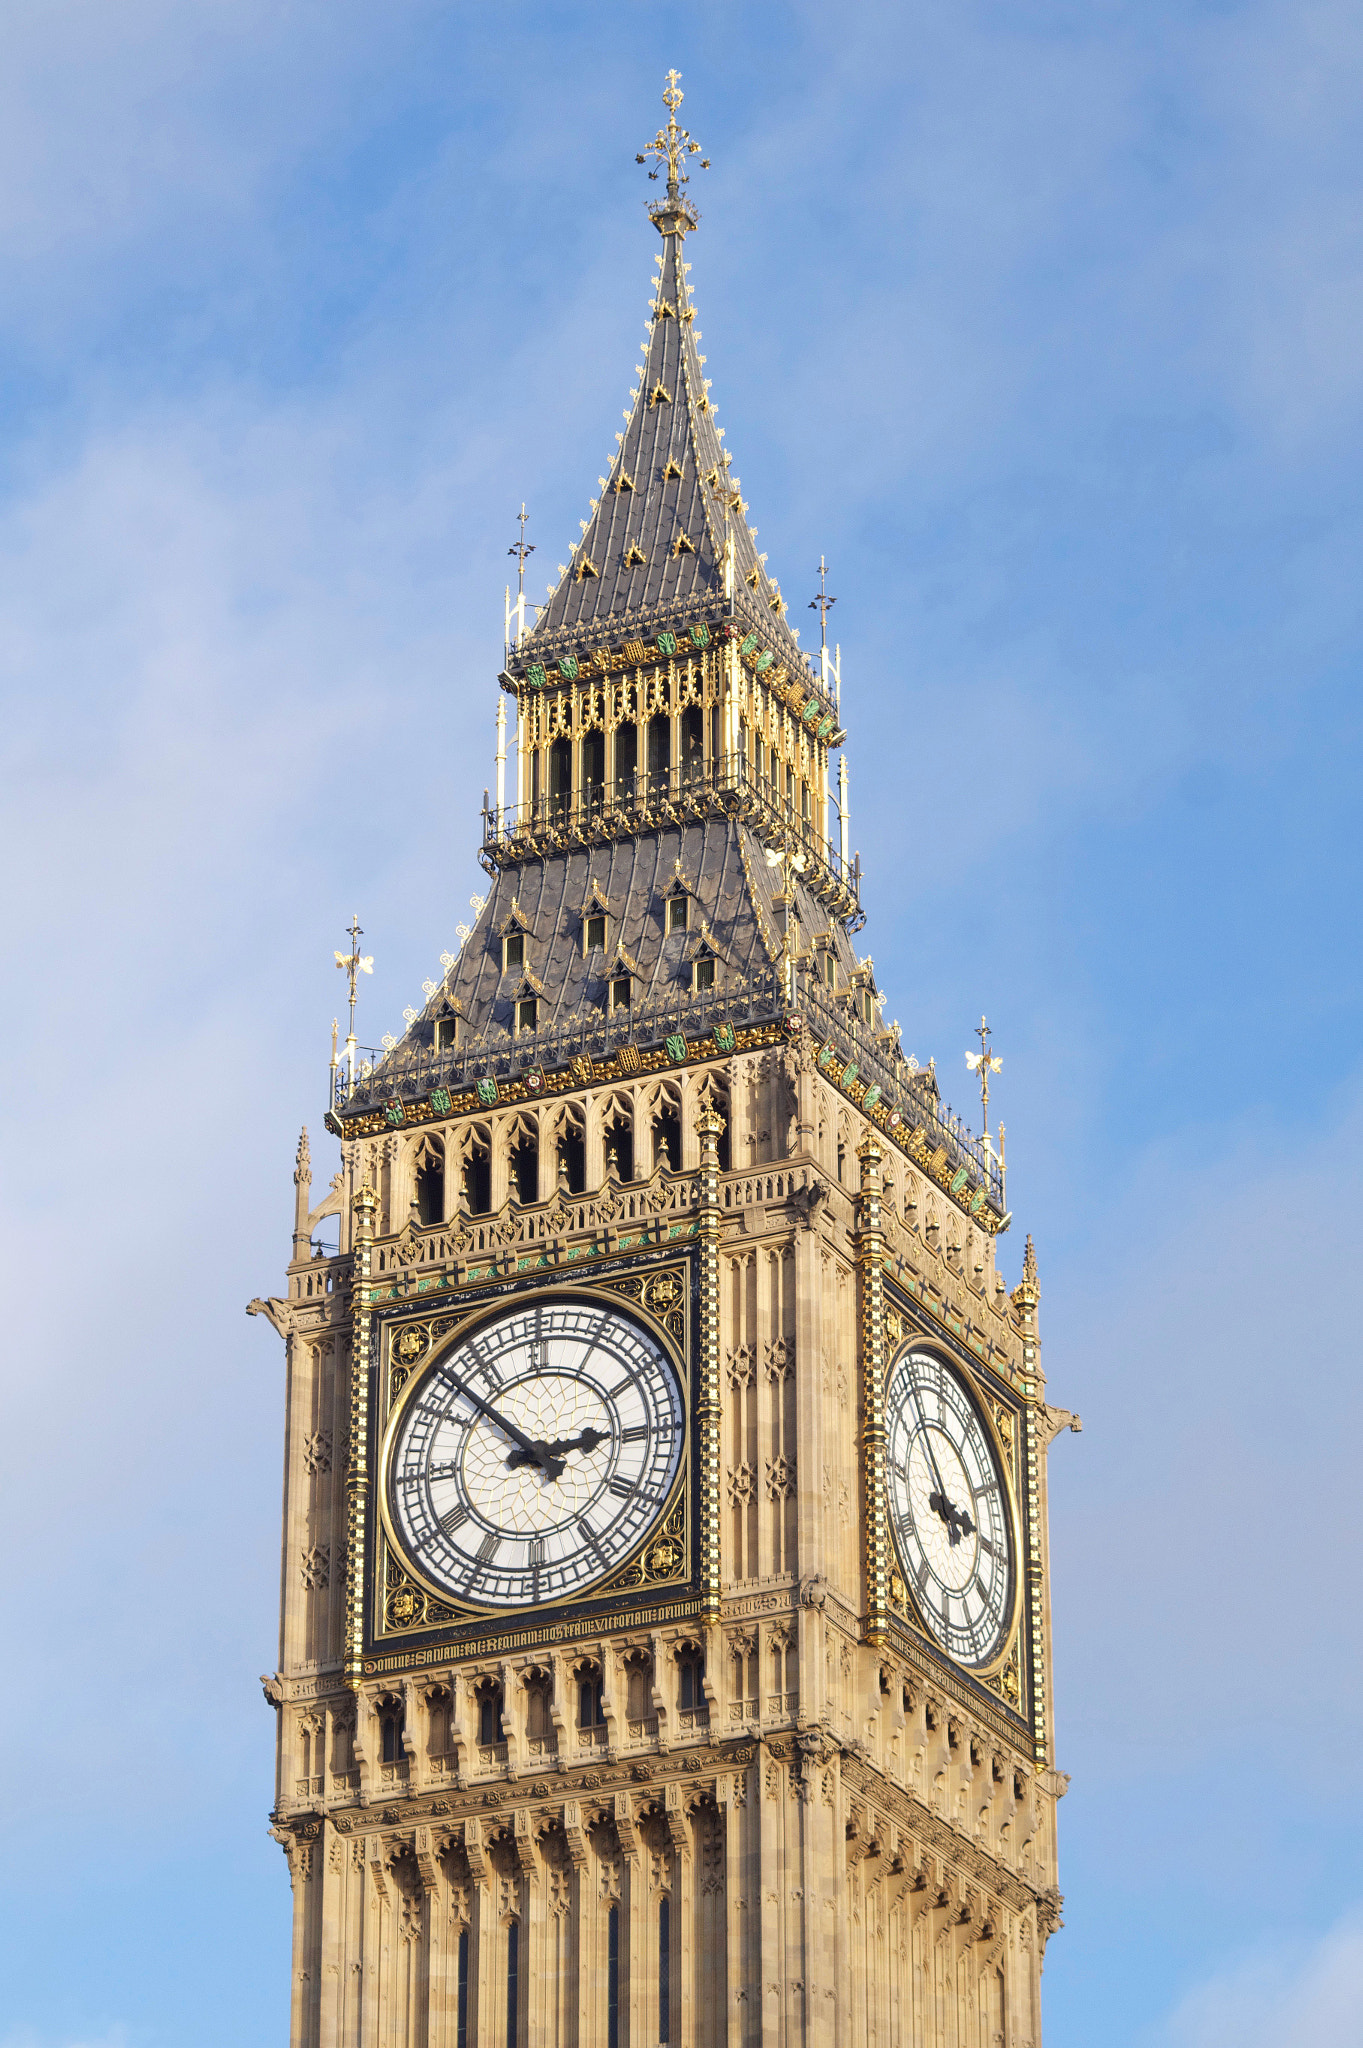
885,1346,1016,1670
386,1296,684,1612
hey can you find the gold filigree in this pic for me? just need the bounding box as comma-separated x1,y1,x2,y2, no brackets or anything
395,1323,429,1366
604,1265,687,1345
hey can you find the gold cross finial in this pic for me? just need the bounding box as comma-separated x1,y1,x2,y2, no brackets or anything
965,1014,1003,1134
334,913,374,1040
636,69,709,219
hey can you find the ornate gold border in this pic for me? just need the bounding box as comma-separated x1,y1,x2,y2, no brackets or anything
373,1274,692,1633
881,1334,1025,1684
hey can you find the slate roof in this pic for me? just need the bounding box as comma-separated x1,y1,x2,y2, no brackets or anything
417,817,862,1048
517,212,819,686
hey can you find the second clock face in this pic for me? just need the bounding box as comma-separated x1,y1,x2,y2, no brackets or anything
885,1346,1016,1670
386,1296,685,1611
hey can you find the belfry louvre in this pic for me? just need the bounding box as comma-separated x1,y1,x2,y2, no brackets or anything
253,72,1071,2048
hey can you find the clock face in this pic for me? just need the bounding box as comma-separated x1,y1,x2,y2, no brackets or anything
885,1346,1016,1670
385,1296,685,1612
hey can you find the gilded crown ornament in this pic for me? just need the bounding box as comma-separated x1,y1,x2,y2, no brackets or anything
636,69,709,232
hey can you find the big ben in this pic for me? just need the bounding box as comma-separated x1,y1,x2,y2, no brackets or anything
252,73,1074,2047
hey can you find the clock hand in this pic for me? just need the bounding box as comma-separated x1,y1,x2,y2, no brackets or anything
506,1425,606,1471
445,1367,566,1479
910,1387,974,1543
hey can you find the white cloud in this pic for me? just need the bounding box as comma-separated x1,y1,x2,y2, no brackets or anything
1149,1909,1363,2048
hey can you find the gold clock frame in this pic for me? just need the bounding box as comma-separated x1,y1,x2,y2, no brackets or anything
883,1336,1025,1683
375,1278,692,1627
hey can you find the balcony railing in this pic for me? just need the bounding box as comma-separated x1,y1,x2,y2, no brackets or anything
481,752,862,922
332,967,786,1116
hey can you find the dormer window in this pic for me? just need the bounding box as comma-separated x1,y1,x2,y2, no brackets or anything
586,914,606,953
610,976,632,1012
516,997,538,1034
503,933,524,973
667,896,689,935
435,1016,458,1051
693,955,715,993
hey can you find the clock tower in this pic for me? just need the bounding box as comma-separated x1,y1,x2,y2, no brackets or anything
252,74,1075,2047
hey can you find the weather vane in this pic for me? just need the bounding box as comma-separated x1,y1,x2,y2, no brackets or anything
334,914,373,1047
808,555,837,659
965,1015,1002,1135
636,69,710,204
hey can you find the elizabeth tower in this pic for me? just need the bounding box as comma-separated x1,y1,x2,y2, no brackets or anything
252,77,1073,2048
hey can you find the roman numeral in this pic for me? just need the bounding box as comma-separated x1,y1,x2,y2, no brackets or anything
439,1504,469,1534
476,1533,500,1564
620,1425,649,1443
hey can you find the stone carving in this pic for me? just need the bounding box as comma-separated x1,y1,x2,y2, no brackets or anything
302,1431,332,1475
300,1545,330,1590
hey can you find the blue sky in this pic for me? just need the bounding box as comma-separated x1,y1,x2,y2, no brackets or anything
3,2,1362,2042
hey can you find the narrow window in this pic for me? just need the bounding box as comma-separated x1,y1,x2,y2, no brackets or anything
614,721,637,800
607,1906,620,2048
786,763,795,807
647,711,671,787
611,976,632,1011
381,1705,404,1763
579,1679,606,1728
435,1016,458,1052
549,734,572,817
559,1129,586,1194
694,955,715,993
504,932,524,973
415,1155,443,1226
516,997,538,1034
659,1896,671,2042
464,1146,491,1216
667,895,688,934
586,914,606,952
457,1930,470,2048
479,1690,502,1745
510,1133,538,1206
801,779,811,823
506,1920,519,2046
825,951,836,987
680,703,703,779
582,729,605,805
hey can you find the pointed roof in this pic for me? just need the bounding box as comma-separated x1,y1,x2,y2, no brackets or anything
516,88,815,685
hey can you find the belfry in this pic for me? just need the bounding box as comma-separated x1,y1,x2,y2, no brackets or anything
254,72,1072,2047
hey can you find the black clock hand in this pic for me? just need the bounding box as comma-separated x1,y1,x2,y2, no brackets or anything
506,1424,606,1473
910,1387,972,1543
446,1367,566,1480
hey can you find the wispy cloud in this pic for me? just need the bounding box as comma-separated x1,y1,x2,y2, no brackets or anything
1148,1909,1363,2048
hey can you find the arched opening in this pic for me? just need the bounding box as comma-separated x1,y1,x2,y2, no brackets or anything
379,1696,405,1764
557,1124,586,1195
603,1117,633,1183
462,1134,491,1216
549,735,572,818
582,730,605,807
577,1672,606,1728
415,1142,444,1226
677,1643,705,1711
654,1104,681,1172
647,712,670,792
510,1125,539,1206
614,721,637,800
476,1683,504,1747
680,704,703,782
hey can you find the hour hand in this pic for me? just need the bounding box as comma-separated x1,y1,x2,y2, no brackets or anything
506,1425,605,1474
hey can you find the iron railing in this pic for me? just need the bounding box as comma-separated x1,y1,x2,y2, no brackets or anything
332,967,786,1116
330,955,1004,1216
481,752,862,922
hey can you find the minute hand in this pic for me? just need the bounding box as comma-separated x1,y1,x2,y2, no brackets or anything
447,1367,562,1477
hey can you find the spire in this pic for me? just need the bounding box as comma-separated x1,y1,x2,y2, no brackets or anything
517,72,820,687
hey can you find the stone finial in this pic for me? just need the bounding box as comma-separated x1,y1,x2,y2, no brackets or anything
1023,1234,1037,1286
352,1177,379,1237
294,1126,311,1187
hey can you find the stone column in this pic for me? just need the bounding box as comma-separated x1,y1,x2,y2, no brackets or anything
345,1179,377,1690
